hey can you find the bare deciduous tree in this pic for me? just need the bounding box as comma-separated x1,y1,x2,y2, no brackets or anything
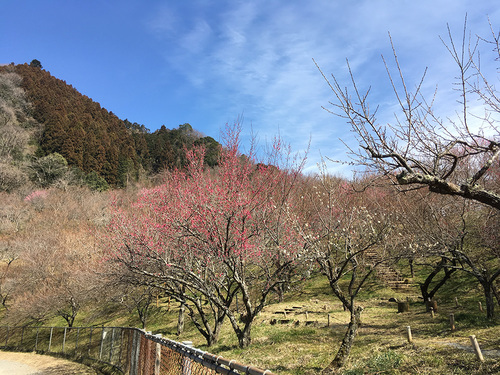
316,17,500,210
298,168,395,372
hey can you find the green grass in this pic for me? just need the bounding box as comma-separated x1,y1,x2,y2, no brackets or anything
134,271,498,374
343,350,404,375
2,269,499,374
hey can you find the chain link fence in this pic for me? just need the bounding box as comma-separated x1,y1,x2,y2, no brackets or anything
0,326,275,375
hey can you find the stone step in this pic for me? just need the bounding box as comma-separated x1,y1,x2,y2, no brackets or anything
365,250,411,292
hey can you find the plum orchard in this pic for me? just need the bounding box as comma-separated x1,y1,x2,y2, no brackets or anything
104,125,306,348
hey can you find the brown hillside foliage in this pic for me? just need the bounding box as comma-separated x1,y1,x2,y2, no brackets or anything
2,63,139,185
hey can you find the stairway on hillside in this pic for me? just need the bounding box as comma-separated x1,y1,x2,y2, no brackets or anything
364,249,411,292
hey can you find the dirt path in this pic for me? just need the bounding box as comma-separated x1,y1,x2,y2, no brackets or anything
0,351,98,374
444,342,500,358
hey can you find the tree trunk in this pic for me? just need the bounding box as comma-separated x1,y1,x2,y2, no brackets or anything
322,306,363,373
201,328,218,347
420,283,431,305
206,326,219,347
195,310,225,347
177,303,185,335
419,258,455,303
480,280,495,319
409,258,414,278
63,315,75,328
492,283,500,307
138,310,147,329
276,284,285,303
211,312,225,346
237,321,252,348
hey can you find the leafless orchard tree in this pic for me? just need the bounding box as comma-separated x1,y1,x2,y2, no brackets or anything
316,17,500,210
297,167,396,372
0,242,19,309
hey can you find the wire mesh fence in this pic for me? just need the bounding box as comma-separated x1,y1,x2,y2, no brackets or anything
0,326,275,375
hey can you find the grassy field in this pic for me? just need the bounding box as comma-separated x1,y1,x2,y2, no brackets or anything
38,269,500,374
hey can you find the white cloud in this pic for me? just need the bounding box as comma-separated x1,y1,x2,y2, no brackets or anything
145,0,500,176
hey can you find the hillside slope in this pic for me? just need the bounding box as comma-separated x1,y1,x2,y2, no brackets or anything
0,62,220,188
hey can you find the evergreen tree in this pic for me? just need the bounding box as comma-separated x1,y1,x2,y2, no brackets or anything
29,59,42,69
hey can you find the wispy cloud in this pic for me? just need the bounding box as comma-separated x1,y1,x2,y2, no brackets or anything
145,0,500,176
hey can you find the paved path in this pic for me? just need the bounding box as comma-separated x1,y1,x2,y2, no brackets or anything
0,351,98,374
0,359,37,375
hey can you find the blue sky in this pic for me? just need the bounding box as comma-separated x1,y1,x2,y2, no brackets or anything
1,1,498,175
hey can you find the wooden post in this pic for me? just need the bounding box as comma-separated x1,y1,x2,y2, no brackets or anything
479,302,483,312
469,335,484,362
327,314,331,327
406,326,413,343
449,313,455,331
305,311,308,320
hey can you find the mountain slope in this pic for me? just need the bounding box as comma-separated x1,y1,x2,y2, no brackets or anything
0,62,220,188
9,63,139,186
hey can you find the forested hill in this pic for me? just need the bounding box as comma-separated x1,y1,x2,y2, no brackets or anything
0,62,220,189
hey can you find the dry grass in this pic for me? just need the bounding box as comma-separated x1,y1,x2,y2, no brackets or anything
142,277,500,375
203,297,500,374
44,272,500,374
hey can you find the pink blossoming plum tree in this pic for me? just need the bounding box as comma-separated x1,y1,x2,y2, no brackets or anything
105,123,306,348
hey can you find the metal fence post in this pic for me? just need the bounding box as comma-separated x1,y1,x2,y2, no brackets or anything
182,341,193,375
0,325,275,375
99,327,106,360
145,333,152,375
129,330,141,375
109,328,115,364
88,327,93,357
118,328,124,366
75,327,80,353
35,327,39,351
62,327,67,354
154,334,162,375
48,327,54,352
129,330,137,375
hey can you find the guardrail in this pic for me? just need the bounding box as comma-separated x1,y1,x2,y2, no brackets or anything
0,326,275,375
